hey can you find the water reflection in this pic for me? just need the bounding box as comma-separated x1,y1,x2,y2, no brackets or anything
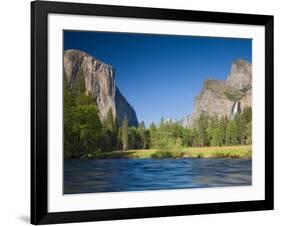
64,158,252,194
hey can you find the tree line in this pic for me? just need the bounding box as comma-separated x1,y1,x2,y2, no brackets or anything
64,75,252,158
189,108,252,147
64,86,150,158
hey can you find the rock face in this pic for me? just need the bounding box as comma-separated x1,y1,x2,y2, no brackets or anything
227,60,252,89
115,87,139,127
64,49,139,127
186,59,252,127
180,115,192,128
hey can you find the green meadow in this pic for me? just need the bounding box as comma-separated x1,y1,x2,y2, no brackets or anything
82,145,252,159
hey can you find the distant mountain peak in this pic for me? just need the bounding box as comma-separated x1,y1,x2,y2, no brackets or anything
227,59,252,89
181,59,252,127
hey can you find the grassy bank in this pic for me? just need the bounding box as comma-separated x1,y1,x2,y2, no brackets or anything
181,145,251,158
83,145,252,159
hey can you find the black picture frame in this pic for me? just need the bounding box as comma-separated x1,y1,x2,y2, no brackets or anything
31,1,274,224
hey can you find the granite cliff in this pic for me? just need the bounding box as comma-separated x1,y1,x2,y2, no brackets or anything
64,49,138,127
183,60,252,127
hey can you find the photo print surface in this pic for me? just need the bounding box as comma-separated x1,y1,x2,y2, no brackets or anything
63,30,252,194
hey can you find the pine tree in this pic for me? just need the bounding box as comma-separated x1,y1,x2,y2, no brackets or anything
196,113,209,146
225,120,239,146
73,68,86,96
210,127,223,146
128,127,139,149
236,113,247,145
149,122,157,148
138,121,146,149
246,121,252,144
243,107,252,144
206,115,218,144
219,116,228,145
122,118,129,150
117,129,123,150
191,128,200,147
74,104,102,155
242,107,252,123
105,108,115,132
144,130,151,149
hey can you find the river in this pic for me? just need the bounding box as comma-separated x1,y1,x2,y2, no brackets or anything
64,158,251,194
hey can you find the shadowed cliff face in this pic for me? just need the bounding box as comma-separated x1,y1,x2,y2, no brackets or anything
186,59,252,127
64,49,139,127
115,87,139,127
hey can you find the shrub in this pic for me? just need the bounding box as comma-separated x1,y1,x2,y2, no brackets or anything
224,90,244,102
151,148,184,159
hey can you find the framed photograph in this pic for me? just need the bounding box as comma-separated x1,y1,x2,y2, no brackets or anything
31,1,274,224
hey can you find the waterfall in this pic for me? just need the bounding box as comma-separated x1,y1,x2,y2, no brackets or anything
231,101,241,117
233,102,239,115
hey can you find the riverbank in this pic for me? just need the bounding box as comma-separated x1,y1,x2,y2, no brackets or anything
82,145,252,159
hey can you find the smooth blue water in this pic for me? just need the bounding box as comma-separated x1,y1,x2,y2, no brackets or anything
64,158,252,194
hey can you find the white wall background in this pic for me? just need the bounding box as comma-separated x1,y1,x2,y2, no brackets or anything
0,0,279,225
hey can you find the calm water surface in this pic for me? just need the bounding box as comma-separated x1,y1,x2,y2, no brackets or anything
64,158,252,194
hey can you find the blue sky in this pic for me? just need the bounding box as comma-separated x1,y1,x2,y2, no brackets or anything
64,30,252,126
